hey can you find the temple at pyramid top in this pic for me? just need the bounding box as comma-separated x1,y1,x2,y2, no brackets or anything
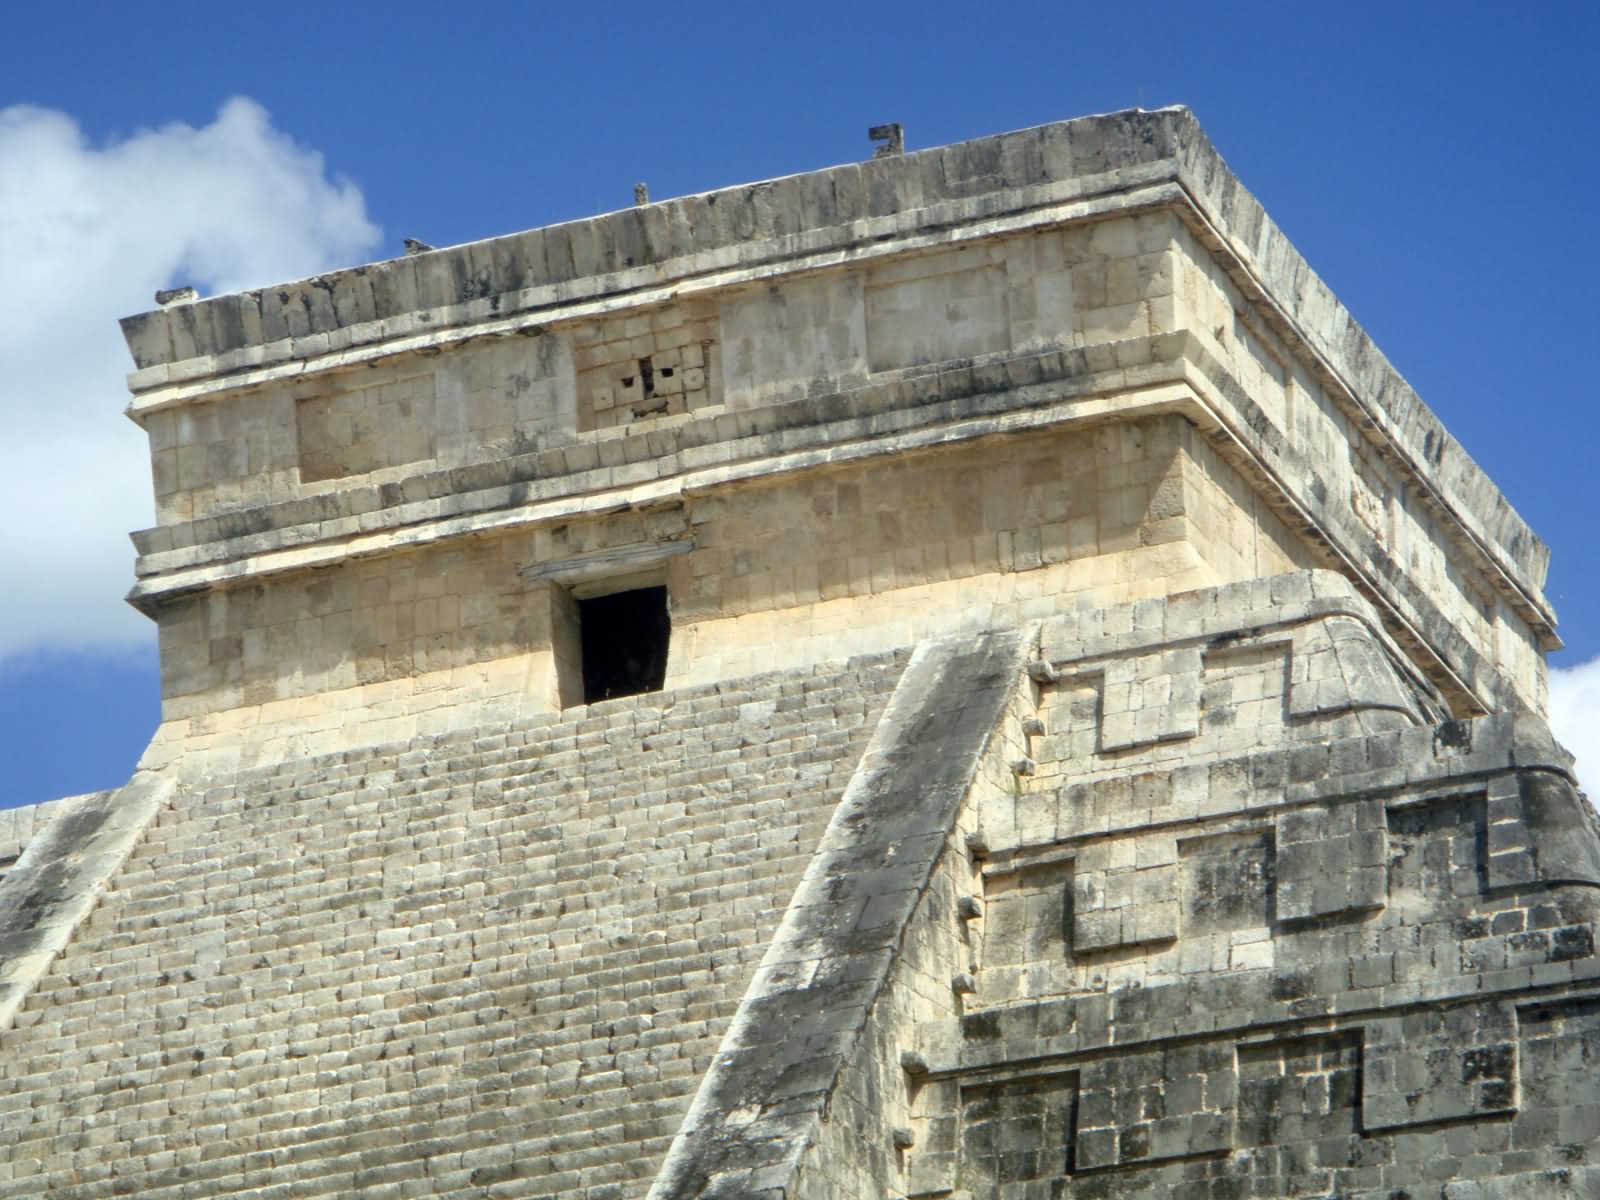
112,106,1554,741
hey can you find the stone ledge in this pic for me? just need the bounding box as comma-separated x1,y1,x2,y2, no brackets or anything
998,710,1578,853
120,112,1194,376
129,337,1188,572
936,963,1600,1080
1442,1167,1600,1199
122,176,1187,411
0,772,176,1035
646,630,1025,1200
1038,569,1393,671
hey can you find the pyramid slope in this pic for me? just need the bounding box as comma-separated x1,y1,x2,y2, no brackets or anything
0,655,903,1198
647,576,1600,1199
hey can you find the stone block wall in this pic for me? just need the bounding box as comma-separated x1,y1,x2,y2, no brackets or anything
574,297,720,431
295,369,438,483
135,212,1177,529
867,581,1600,1200
120,108,1557,730
1168,219,1548,710
120,153,1554,730
125,191,1549,731
142,333,573,523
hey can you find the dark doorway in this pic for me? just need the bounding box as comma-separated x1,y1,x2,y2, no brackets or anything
579,586,670,703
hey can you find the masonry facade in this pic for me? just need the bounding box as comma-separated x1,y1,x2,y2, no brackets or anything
0,108,1591,1198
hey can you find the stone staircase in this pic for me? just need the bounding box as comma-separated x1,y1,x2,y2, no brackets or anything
0,651,906,1199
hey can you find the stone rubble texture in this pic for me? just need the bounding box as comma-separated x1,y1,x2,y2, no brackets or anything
0,106,1593,1199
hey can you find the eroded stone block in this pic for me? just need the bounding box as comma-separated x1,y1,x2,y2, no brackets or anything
1072,839,1178,952
1100,647,1202,751
1275,798,1385,921
958,1071,1079,1189
1362,1000,1517,1130
1075,1042,1235,1170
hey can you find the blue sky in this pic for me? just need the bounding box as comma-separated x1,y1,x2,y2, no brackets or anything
1,1,1596,806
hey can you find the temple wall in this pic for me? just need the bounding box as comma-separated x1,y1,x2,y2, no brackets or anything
1169,222,1547,710
151,413,1330,726
122,126,1552,731
142,332,577,523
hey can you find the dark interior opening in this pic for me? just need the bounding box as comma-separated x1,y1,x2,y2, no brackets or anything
579,586,670,703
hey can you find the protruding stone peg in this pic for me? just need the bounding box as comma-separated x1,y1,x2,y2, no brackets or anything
892,1126,915,1149
899,1049,929,1075
965,829,990,859
1021,717,1045,737
951,972,978,995
868,122,905,157
957,895,983,920
1010,757,1035,777
1026,660,1060,684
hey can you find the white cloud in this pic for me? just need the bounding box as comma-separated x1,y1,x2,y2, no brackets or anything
1550,656,1600,800
0,97,380,663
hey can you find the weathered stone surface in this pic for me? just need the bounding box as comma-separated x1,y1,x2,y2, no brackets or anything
121,112,1551,725
2,110,1592,1200
0,659,902,1197
871,580,1598,1200
649,630,1025,1200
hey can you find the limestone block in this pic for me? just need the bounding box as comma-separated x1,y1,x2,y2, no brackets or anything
864,245,1009,373
1098,647,1201,752
903,1074,961,1196
1075,1042,1235,1170
1443,1170,1600,1200
1502,771,1600,889
981,857,1073,968
958,1070,1079,1188
1288,612,1422,724
722,272,865,407
1234,1030,1364,1157
1073,837,1178,952
1178,827,1274,935
1361,999,1517,1131
1275,798,1386,922
575,299,720,430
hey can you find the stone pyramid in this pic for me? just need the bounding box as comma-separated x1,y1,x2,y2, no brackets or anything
0,108,1592,1199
